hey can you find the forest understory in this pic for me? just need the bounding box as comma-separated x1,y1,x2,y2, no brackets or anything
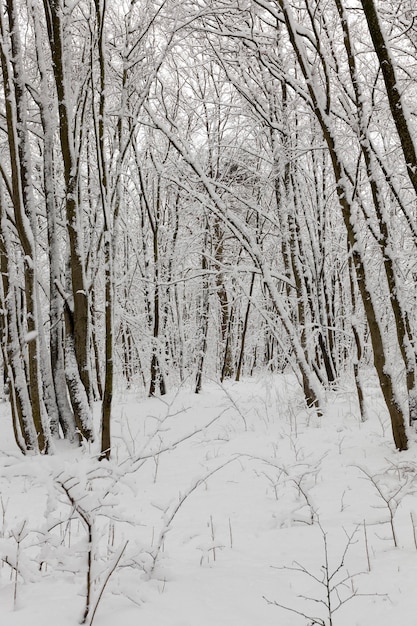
1,374,417,626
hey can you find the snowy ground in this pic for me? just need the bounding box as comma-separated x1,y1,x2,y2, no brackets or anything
1,372,417,625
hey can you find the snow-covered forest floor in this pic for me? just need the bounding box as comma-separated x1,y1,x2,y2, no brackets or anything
1,373,417,626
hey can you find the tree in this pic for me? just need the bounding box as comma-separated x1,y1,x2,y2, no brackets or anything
0,0,49,452
43,0,94,441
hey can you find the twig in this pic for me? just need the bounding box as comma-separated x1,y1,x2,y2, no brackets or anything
88,541,129,626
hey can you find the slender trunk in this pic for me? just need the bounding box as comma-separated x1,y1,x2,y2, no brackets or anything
348,253,366,422
92,0,114,460
214,218,233,380
43,0,93,411
101,234,113,459
195,223,210,393
149,226,166,396
360,0,417,196
91,293,104,400
236,272,256,382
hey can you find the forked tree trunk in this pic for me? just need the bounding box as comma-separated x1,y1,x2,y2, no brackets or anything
43,0,93,419
31,6,77,441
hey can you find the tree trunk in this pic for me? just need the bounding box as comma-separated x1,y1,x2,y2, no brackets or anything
235,272,256,382
43,0,93,415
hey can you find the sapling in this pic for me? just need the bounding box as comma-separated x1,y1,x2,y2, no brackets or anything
150,459,236,575
259,469,282,501
287,402,300,437
107,521,115,554
250,454,322,525
198,516,225,567
153,436,163,483
355,465,414,548
0,495,8,536
265,523,378,626
212,379,248,431
12,520,27,610
290,470,318,525
339,489,349,513
288,433,306,462
57,480,94,624
123,409,228,474
55,471,134,626
254,398,272,428
410,512,417,550
209,515,216,562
